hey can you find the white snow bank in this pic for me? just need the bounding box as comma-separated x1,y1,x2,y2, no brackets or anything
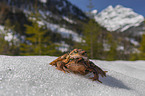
0,56,145,96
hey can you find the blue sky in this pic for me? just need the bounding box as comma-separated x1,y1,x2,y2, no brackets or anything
68,0,145,17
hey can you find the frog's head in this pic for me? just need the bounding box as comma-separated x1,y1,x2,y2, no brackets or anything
68,49,88,60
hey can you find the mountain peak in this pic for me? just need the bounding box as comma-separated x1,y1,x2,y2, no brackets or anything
115,5,124,9
94,5,144,32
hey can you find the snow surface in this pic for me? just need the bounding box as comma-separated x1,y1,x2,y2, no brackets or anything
0,56,145,96
95,5,144,32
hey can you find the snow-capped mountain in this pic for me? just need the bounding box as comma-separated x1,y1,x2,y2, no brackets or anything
94,5,144,33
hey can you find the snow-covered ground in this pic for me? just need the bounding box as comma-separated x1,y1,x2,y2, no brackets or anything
0,56,145,96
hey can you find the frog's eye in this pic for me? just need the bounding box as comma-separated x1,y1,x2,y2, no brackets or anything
74,51,78,53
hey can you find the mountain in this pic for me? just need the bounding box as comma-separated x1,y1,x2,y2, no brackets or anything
0,0,88,52
0,0,87,38
94,5,144,36
1,0,87,20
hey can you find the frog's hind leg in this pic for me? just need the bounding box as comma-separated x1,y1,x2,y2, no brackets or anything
89,61,107,77
87,68,102,83
90,72,102,83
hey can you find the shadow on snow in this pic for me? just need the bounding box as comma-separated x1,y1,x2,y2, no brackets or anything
100,75,130,90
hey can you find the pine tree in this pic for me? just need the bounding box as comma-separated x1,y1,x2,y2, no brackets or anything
0,28,7,54
139,34,145,60
81,19,103,59
0,19,18,55
4,19,19,55
106,33,117,60
20,13,60,56
20,19,45,55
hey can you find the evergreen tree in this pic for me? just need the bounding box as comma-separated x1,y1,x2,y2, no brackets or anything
0,19,18,55
78,0,103,59
20,20,44,55
4,19,19,55
20,13,60,56
0,29,8,54
139,34,145,60
81,19,103,59
106,33,117,60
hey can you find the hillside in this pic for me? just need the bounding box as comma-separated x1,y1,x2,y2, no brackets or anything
0,0,87,49
0,55,145,96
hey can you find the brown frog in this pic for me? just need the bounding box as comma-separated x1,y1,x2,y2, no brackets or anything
50,49,107,83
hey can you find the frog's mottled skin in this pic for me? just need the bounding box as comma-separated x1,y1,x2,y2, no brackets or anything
50,49,107,83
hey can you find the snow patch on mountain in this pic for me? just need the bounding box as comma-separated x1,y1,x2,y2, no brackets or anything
0,25,19,43
94,5,144,32
56,41,69,52
91,9,98,15
62,16,76,24
39,0,47,3
43,21,82,42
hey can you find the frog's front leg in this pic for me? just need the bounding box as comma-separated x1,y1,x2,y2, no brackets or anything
56,61,66,73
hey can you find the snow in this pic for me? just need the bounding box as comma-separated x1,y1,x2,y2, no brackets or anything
63,16,76,24
125,38,139,46
43,21,82,42
94,5,144,32
117,46,124,51
56,41,69,52
0,55,145,96
91,10,98,15
4,33,13,42
0,25,19,43
0,25,5,31
39,0,47,3
37,21,45,27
